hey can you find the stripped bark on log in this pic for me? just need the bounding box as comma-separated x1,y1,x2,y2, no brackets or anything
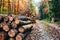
22,24,33,29
18,16,30,21
20,20,32,24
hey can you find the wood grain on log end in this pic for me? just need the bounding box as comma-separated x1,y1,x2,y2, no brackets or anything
14,18,20,25
3,25,9,32
16,33,23,40
18,27,25,33
8,29,17,37
0,32,5,40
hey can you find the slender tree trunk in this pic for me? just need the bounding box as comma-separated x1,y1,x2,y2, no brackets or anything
18,0,20,14
12,0,14,14
0,0,1,14
14,0,16,15
1,0,3,14
8,0,10,14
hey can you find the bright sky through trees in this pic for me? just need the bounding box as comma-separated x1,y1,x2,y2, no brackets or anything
33,0,43,7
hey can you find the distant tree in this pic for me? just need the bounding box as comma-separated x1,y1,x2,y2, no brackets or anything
48,0,60,22
39,2,49,19
29,0,36,17
50,0,60,18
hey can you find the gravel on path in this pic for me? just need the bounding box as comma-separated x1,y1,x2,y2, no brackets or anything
26,20,54,40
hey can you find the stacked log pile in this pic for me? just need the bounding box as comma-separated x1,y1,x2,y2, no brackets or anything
0,14,36,40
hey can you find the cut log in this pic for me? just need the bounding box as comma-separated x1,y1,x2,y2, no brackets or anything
16,33,24,40
3,16,9,22
9,38,15,40
0,15,3,23
2,22,7,27
18,27,25,33
14,18,20,25
3,24,9,32
8,29,17,37
8,16,13,22
19,20,32,26
0,32,5,40
8,14,15,18
0,23,3,28
20,20,32,24
7,21,12,25
0,15,34,40
0,15,2,20
22,24,33,29
16,31,31,40
18,16,30,21
18,24,33,33
11,22,17,28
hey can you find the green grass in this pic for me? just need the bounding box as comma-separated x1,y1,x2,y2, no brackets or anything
43,23,52,30
39,21,52,30
55,21,60,24
41,18,60,24
41,18,51,23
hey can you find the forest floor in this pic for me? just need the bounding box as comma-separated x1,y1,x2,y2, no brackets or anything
26,20,60,40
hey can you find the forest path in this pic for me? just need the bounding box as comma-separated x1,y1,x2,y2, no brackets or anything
26,20,56,40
